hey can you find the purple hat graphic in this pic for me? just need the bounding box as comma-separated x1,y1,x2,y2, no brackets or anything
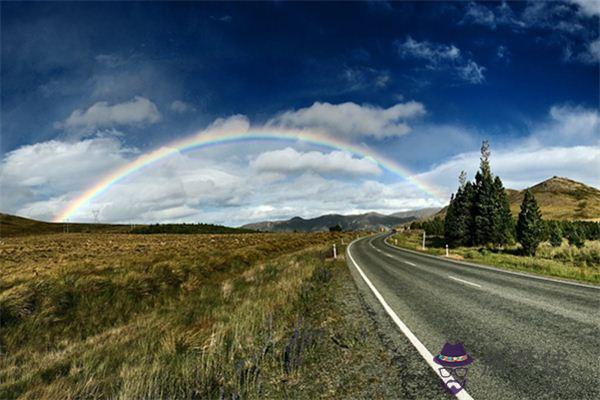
433,342,474,367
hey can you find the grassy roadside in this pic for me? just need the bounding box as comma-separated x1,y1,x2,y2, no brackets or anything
1,232,432,399
389,230,600,284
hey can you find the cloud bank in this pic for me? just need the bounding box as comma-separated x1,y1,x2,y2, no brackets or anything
1,103,598,225
268,101,426,139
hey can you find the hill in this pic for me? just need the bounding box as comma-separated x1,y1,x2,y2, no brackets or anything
0,213,253,237
241,209,439,232
507,177,600,220
435,176,600,221
0,213,132,237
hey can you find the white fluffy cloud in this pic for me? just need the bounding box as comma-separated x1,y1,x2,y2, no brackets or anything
250,147,381,176
394,36,486,84
57,96,161,131
2,103,598,225
267,101,425,138
0,137,133,220
531,105,600,146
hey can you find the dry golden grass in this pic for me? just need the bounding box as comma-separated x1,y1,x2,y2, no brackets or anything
0,232,357,399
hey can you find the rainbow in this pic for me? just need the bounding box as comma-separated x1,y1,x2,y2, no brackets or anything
54,128,445,222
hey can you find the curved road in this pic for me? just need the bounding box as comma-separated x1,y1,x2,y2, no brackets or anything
347,234,600,400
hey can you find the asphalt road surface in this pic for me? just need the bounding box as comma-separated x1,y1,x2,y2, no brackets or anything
346,234,600,400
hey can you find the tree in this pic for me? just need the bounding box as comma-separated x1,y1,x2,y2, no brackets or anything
472,140,496,245
491,176,514,246
516,190,543,256
444,172,475,247
549,222,563,247
566,226,585,248
329,224,343,232
444,193,458,245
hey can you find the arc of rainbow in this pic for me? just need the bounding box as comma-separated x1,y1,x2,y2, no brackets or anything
54,128,446,222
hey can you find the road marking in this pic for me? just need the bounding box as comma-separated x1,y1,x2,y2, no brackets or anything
448,275,482,288
405,261,416,267
347,239,474,400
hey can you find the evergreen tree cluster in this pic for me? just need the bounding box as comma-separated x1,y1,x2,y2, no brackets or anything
444,141,514,248
410,216,444,236
540,220,600,248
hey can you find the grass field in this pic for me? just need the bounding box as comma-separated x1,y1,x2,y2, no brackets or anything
1,231,421,399
389,230,600,284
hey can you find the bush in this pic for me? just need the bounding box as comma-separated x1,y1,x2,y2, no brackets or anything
567,227,585,248
549,223,563,247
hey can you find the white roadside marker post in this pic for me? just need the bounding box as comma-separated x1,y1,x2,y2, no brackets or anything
422,231,426,250
333,244,337,259
446,244,449,257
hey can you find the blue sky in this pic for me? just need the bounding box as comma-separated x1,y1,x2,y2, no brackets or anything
1,1,598,224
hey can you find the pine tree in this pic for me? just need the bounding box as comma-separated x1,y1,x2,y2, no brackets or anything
444,193,459,246
549,221,563,247
462,181,475,245
516,190,542,256
444,172,474,247
472,140,495,245
491,176,514,246
566,226,585,248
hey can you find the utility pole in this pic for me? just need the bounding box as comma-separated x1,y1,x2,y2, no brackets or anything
92,209,100,224
422,231,426,250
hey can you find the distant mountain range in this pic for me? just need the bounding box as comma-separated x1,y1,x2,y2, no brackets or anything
241,208,441,232
244,177,600,232
3,177,596,236
435,176,600,221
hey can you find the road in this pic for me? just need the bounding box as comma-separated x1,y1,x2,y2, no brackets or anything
346,234,600,400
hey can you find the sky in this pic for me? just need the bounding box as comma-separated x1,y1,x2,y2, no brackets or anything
1,1,599,226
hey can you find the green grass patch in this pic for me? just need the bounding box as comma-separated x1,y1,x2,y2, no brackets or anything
389,230,600,284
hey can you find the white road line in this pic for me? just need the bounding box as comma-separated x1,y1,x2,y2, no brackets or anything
405,261,416,267
347,239,475,400
448,275,482,288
